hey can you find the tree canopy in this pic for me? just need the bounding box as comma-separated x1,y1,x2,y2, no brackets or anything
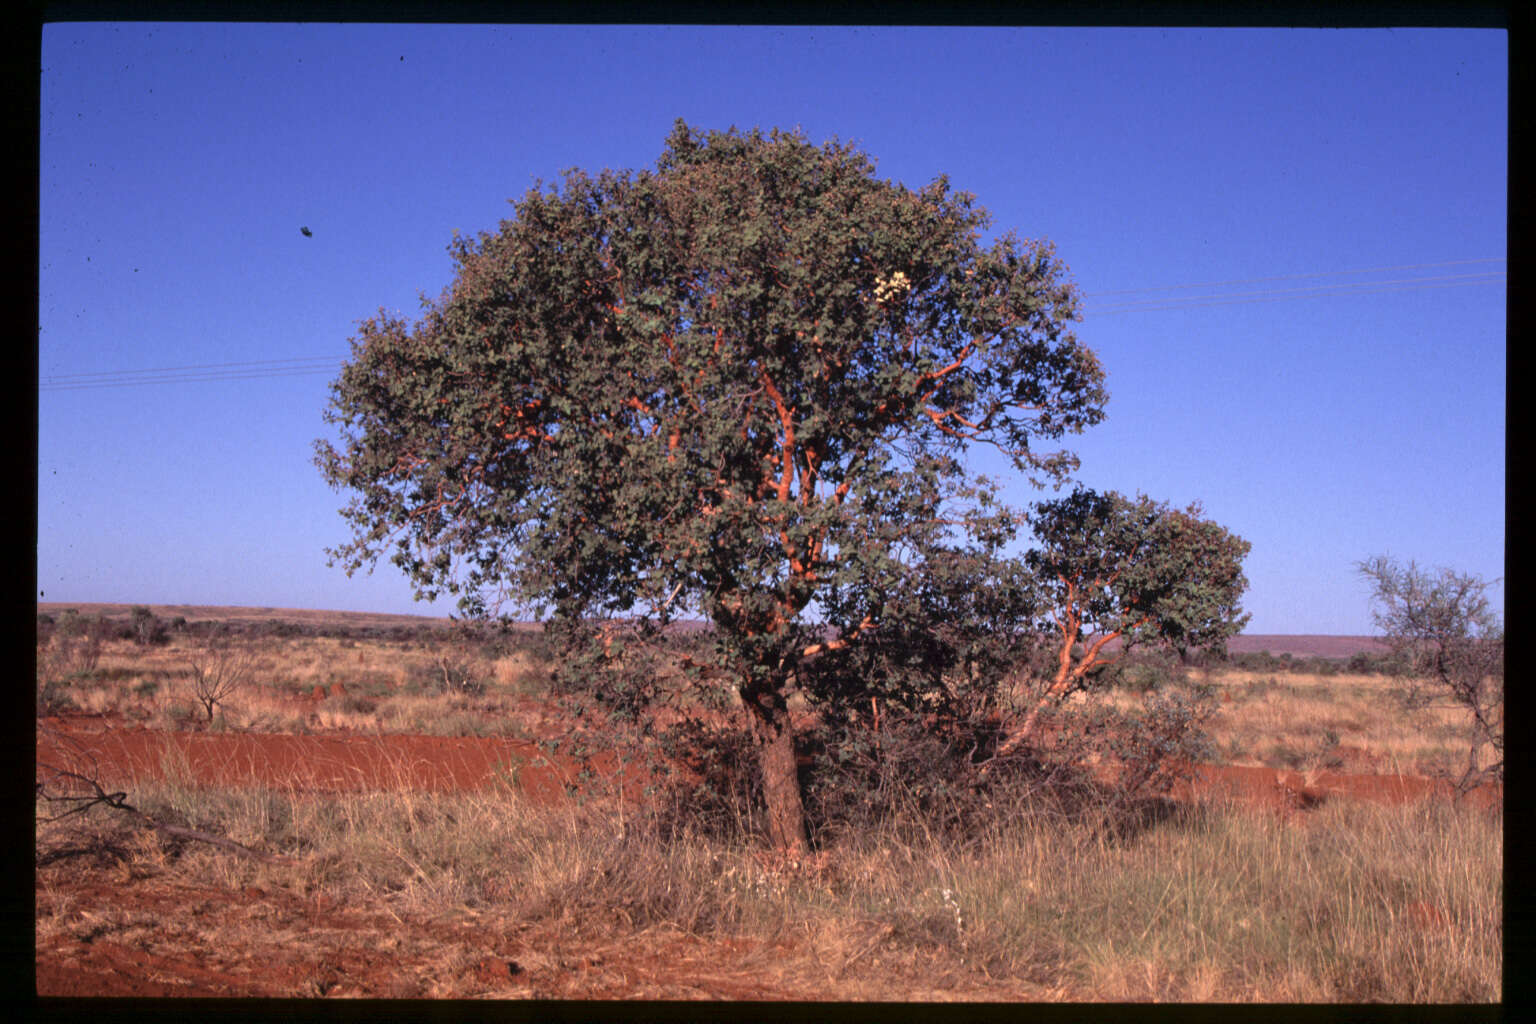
317,122,1243,851
995,488,1251,759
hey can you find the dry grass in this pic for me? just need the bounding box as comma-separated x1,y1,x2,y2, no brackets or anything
36,756,1501,1001
1194,670,1494,776
56,631,1486,773
40,631,547,737
36,620,1502,1000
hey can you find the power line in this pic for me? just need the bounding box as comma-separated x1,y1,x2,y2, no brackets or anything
39,356,342,392
42,355,341,382
1082,257,1505,298
40,366,338,392
1088,271,1505,316
39,258,1506,392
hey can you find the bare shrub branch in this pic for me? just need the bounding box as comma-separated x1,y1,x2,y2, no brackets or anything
186,640,257,722
1358,556,1503,792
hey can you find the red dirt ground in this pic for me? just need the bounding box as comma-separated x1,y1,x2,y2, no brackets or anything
38,716,589,800
36,715,1499,814
34,713,1499,999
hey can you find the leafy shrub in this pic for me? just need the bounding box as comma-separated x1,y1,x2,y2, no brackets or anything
796,681,1217,846
1094,653,1175,693
1358,556,1503,790
650,717,765,843
130,606,168,646
1092,687,1218,803
36,679,77,715
37,612,110,685
800,705,1005,845
341,695,378,715
405,652,489,696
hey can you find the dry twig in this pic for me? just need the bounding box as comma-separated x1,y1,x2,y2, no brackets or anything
36,725,297,866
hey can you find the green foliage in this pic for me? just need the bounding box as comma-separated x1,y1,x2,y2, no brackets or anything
800,705,1002,844
1027,488,1251,659
796,533,1041,721
795,683,1218,847
1092,647,1177,693
312,122,1258,849
316,119,1103,656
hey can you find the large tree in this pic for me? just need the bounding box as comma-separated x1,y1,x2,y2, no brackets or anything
317,122,1108,852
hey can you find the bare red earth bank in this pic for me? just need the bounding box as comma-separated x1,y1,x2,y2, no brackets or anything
37,713,1498,814
38,717,590,800
35,709,1498,999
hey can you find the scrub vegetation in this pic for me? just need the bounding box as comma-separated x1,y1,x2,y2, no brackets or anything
36,607,1501,1001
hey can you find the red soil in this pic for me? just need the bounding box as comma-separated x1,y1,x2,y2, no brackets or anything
38,714,1499,814
34,713,1499,999
35,716,655,803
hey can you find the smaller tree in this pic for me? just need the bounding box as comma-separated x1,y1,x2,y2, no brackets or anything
186,641,256,723
1357,556,1503,790
992,487,1250,761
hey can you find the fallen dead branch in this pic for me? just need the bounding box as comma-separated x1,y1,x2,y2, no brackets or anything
36,724,298,866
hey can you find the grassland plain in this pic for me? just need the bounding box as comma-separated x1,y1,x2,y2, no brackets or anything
34,606,1501,1001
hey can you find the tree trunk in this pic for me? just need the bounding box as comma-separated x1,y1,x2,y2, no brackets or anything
744,685,809,854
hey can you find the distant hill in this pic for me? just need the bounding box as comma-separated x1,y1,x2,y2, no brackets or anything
36,603,1390,659
1225,634,1390,658
36,602,450,633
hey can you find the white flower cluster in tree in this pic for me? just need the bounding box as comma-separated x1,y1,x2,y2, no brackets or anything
872,270,912,305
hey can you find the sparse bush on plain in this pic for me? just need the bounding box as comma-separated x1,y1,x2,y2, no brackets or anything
1358,556,1503,791
32,608,1501,999
186,640,257,722
35,679,77,715
402,652,490,697
37,610,111,688
129,605,168,646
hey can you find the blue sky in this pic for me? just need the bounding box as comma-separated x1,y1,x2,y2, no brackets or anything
37,24,1505,634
